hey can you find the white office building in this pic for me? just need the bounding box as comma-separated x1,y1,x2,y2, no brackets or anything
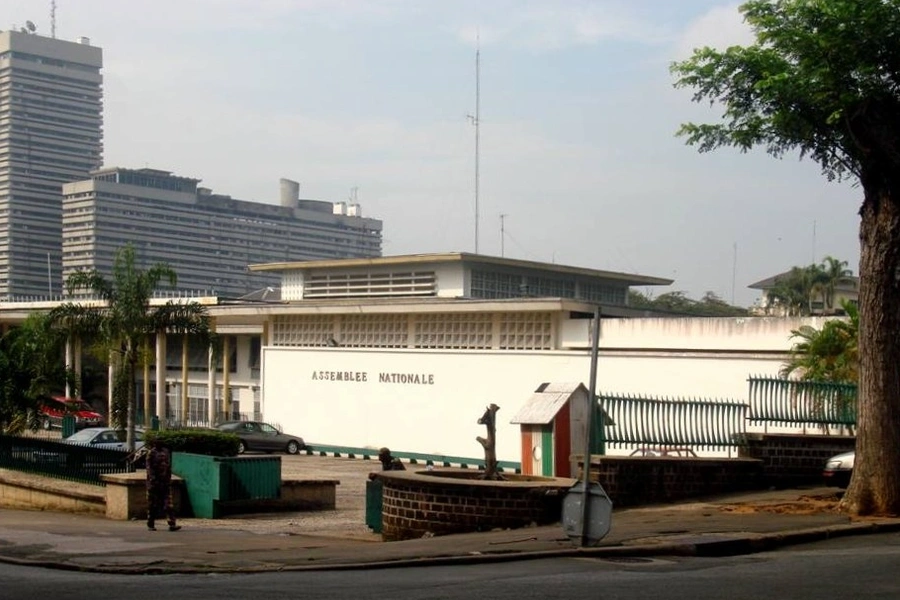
62,168,383,298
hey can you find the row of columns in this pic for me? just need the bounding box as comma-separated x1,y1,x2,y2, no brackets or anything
69,329,235,427
59,316,255,428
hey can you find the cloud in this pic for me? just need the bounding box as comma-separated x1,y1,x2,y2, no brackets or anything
673,3,755,59
455,1,672,51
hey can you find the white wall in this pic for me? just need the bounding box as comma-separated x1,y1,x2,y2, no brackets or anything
262,348,589,461
262,343,793,462
598,316,835,351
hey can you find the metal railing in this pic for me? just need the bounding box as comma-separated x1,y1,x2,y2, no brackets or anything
0,434,135,485
599,393,748,451
748,376,857,426
304,443,522,473
159,412,262,430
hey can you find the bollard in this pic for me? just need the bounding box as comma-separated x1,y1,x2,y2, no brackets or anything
61,414,76,439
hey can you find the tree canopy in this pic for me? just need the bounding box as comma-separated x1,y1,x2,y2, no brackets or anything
781,300,859,384
763,256,854,316
0,314,69,434
629,290,749,316
672,0,900,515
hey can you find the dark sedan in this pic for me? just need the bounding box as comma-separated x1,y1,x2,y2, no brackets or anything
216,420,306,455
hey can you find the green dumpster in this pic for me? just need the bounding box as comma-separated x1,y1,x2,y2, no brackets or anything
172,452,281,518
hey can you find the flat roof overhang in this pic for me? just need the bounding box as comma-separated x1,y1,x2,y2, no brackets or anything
248,252,673,287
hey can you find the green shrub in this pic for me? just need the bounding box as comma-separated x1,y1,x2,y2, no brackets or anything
145,428,240,457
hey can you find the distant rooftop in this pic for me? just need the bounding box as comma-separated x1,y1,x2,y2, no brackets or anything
248,252,673,288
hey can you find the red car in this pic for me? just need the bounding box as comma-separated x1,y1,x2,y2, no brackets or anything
39,397,105,431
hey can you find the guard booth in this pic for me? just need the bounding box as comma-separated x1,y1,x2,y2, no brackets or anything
511,382,611,478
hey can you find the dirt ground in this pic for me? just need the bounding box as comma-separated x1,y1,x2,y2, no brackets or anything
718,491,843,516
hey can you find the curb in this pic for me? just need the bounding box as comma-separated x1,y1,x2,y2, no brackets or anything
2,521,900,574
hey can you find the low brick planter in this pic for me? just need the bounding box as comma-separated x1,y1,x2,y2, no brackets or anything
580,456,763,508
738,433,855,488
374,469,576,541
101,472,185,520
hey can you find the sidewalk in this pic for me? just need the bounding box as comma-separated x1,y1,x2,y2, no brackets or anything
3,486,899,574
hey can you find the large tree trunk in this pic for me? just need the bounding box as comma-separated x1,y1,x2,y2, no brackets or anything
841,177,900,516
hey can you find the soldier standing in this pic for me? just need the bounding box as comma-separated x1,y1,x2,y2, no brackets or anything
146,438,181,531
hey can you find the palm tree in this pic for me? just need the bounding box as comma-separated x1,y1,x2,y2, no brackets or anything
766,267,811,316
820,256,854,312
781,301,858,433
51,245,211,450
780,303,859,383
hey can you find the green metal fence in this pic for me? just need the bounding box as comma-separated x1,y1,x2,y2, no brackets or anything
304,444,522,473
599,393,748,451
748,376,857,426
0,434,136,485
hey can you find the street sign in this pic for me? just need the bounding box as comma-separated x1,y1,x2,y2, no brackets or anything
561,481,613,546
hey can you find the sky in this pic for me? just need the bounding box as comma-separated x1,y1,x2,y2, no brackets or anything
8,0,862,307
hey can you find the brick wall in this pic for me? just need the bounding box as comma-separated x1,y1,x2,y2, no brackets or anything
738,433,855,487
583,456,764,508
376,470,574,541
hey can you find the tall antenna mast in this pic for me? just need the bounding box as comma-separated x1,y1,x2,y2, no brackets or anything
500,213,506,257
467,34,481,254
811,219,817,264
51,0,57,38
732,242,737,305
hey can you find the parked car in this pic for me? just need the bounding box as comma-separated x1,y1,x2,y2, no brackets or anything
216,421,305,455
64,427,146,451
823,450,854,488
39,397,105,431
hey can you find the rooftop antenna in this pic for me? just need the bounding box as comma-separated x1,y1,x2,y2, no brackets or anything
732,242,737,305
500,213,507,257
350,186,359,203
811,219,817,265
467,33,481,254
51,0,56,38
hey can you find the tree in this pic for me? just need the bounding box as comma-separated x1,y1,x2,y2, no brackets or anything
628,289,749,316
672,0,900,514
0,314,69,434
781,301,859,434
766,265,824,316
781,301,859,384
821,255,854,311
52,245,212,450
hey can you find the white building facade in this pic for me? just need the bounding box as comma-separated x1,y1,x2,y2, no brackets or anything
0,254,835,465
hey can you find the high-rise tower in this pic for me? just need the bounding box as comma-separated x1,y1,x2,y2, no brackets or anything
0,29,103,299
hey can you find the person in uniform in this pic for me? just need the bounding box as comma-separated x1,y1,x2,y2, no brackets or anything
146,438,181,531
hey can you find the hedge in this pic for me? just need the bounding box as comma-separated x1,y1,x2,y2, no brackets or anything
144,428,240,457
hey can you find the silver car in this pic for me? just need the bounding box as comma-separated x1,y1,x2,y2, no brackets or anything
64,427,146,451
823,450,854,488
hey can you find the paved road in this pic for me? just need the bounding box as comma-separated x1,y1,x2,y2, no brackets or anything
3,532,900,600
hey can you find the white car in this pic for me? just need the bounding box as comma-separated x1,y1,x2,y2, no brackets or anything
64,427,145,451
823,450,854,488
